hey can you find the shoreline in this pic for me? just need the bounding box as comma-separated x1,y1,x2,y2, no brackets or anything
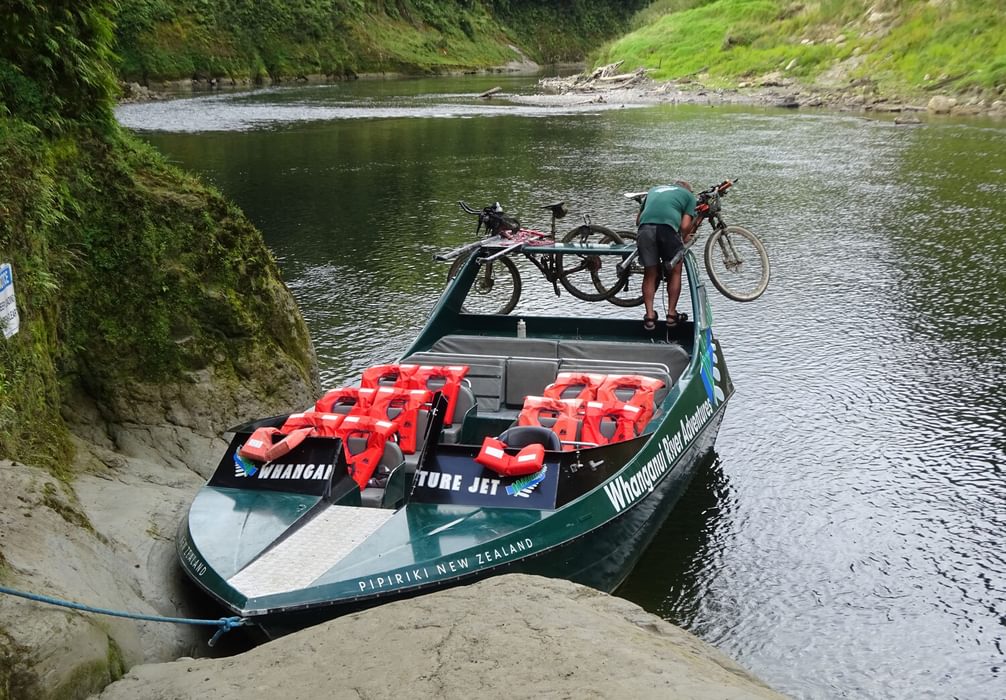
526,69,1006,121
120,70,1006,121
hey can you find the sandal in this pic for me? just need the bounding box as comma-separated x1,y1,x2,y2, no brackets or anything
666,312,688,328
643,313,657,331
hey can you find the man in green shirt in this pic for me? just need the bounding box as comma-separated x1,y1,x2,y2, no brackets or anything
635,180,697,330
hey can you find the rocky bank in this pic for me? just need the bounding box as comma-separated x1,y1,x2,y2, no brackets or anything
525,62,1006,121
96,574,784,700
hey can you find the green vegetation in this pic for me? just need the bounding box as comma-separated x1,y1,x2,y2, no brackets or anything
112,0,647,82
1,2,316,475
596,0,1006,99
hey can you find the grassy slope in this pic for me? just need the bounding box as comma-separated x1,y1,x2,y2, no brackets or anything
113,0,648,82
595,0,1006,100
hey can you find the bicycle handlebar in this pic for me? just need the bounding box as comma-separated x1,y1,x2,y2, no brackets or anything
457,200,520,238
625,178,739,206
698,178,738,198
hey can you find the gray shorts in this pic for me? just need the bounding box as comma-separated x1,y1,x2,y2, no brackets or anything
636,223,683,271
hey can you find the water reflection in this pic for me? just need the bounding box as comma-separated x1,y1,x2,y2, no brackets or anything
121,82,1006,699
617,451,731,628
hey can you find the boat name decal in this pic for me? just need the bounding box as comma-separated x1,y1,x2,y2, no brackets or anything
356,538,534,593
179,539,208,578
414,470,503,496
254,463,334,480
604,399,713,514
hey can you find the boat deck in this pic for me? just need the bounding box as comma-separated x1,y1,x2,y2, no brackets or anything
404,333,690,425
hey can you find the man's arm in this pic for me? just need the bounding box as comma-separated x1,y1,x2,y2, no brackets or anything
680,214,695,242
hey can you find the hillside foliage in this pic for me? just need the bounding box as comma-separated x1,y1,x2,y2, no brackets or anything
596,0,1006,99
113,0,648,82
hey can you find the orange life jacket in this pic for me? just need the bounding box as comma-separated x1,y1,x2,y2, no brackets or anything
596,374,664,431
474,437,546,477
409,365,469,424
315,387,376,415
543,372,606,401
238,426,314,463
280,411,346,437
517,395,579,449
335,415,398,489
581,400,642,446
367,387,433,454
360,363,418,389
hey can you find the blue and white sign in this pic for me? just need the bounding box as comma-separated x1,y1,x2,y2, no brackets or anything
0,263,19,338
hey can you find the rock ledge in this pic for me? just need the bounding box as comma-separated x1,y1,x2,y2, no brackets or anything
98,574,783,699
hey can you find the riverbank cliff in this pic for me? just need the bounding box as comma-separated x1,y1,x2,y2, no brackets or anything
1,3,318,697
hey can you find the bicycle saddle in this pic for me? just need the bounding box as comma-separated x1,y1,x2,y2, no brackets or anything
541,202,568,219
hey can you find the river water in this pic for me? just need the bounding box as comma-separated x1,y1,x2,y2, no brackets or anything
117,76,1005,699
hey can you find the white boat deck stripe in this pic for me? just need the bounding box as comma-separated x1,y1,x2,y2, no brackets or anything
227,505,394,598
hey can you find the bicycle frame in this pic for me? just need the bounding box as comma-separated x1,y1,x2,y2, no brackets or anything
448,201,583,297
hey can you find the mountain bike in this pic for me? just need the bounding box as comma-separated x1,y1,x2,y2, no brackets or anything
603,179,770,305
437,201,629,315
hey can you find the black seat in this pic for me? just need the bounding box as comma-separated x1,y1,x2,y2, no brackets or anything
498,426,561,451
540,202,567,219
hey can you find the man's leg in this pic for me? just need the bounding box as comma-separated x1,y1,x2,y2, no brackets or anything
643,266,660,319
636,223,661,324
665,262,683,319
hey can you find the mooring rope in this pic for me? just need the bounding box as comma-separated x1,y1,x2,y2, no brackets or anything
0,585,246,646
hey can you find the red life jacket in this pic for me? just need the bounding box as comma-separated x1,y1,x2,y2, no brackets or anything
596,375,664,431
361,363,418,389
335,415,398,489
581,400,642,446
367,387,433,454
280,411,346,437
543,372,606,401
517,396,579,449
409,365,469,424
315,387,376,415
474,437,546,477
238,426,314,463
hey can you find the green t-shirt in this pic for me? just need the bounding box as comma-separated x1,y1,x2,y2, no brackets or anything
638,185,697,232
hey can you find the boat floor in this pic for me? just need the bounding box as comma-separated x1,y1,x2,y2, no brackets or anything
227,505,396,598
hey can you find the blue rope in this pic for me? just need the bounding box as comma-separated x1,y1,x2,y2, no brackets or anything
0,585,246,646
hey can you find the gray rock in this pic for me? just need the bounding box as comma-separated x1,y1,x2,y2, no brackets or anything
927,95,957,113
97,575,784,700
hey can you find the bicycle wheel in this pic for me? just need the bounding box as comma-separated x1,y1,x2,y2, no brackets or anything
704,225,770,302
556,224,626,302
601,230,645,307
447,250,522,315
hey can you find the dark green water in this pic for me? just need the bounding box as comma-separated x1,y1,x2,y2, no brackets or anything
118,77,1006,699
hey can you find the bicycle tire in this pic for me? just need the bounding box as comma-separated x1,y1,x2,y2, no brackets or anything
447,250,522,315
704,225,770,302
601,230,645,307
556,224,627,302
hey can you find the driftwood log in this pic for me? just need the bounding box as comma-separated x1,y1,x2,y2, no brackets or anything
539,62,650,94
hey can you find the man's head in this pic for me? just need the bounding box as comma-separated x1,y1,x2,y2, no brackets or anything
672,179,693,193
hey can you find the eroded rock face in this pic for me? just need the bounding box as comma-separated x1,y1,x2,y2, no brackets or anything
0,348,318,699
97,575,784,700
0,460,185,699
